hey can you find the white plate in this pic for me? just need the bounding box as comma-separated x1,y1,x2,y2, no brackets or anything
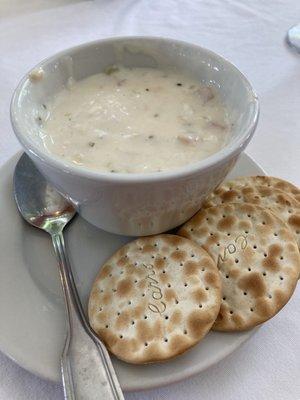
0,152,264,392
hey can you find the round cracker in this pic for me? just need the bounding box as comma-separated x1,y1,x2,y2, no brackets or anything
203,184,300,248
88,234,221,364
178,203,300,331
215,176,300,204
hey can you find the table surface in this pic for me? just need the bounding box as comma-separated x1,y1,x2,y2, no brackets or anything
1,1,300,399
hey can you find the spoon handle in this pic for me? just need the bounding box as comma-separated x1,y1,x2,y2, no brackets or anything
51,232,124,400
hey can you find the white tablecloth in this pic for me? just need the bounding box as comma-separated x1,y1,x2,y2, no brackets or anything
1,1,300,399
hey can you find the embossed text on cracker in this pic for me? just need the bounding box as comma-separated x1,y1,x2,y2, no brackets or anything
142,263,166,314
217,234,248,267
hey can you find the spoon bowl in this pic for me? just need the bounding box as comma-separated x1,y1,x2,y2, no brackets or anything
13,154,76,234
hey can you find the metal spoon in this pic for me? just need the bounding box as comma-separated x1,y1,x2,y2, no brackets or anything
13,153,124,400
286,24,300,53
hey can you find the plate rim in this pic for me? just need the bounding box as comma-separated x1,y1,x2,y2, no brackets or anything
0,151,266,392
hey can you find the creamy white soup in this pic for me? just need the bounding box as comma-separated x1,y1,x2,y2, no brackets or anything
40,66,231,173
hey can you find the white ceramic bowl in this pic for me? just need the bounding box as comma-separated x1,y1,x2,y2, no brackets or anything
11,36,259,236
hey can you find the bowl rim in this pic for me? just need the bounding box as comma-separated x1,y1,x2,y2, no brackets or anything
10,35,259,183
